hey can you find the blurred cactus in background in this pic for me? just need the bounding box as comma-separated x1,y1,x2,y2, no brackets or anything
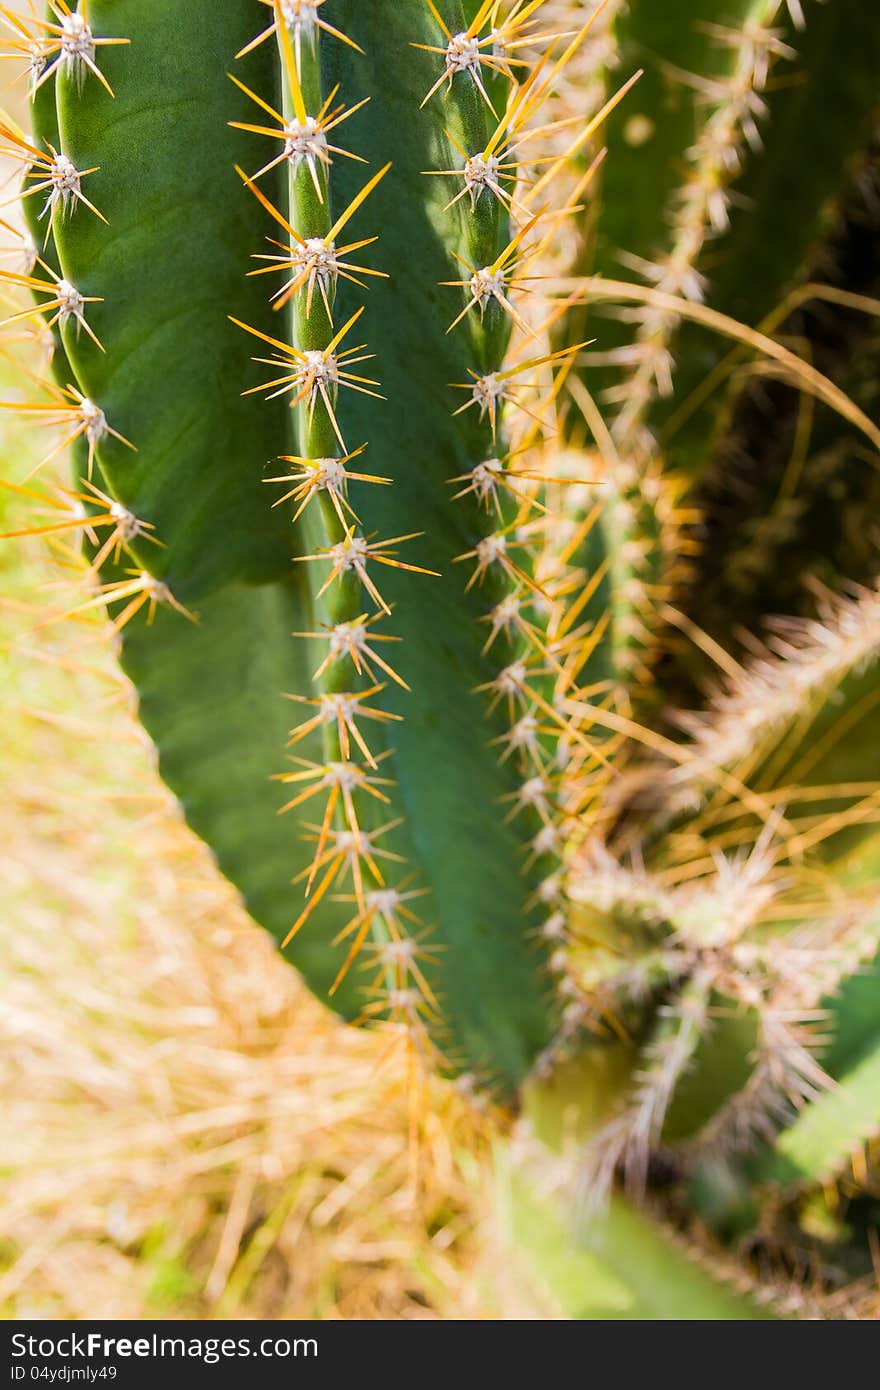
2,0,880,1319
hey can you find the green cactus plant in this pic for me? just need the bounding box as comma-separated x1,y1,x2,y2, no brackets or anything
3,0,880,1319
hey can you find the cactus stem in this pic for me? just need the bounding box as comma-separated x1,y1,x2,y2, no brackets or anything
607,2,797,448
587,973,716,1204
29,2,129,98
666,581,880,812
563,822,880,1186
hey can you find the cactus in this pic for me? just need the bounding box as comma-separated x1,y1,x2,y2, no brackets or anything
3,0,880,1319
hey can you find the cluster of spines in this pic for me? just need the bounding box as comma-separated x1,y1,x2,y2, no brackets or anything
0,0,127,98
